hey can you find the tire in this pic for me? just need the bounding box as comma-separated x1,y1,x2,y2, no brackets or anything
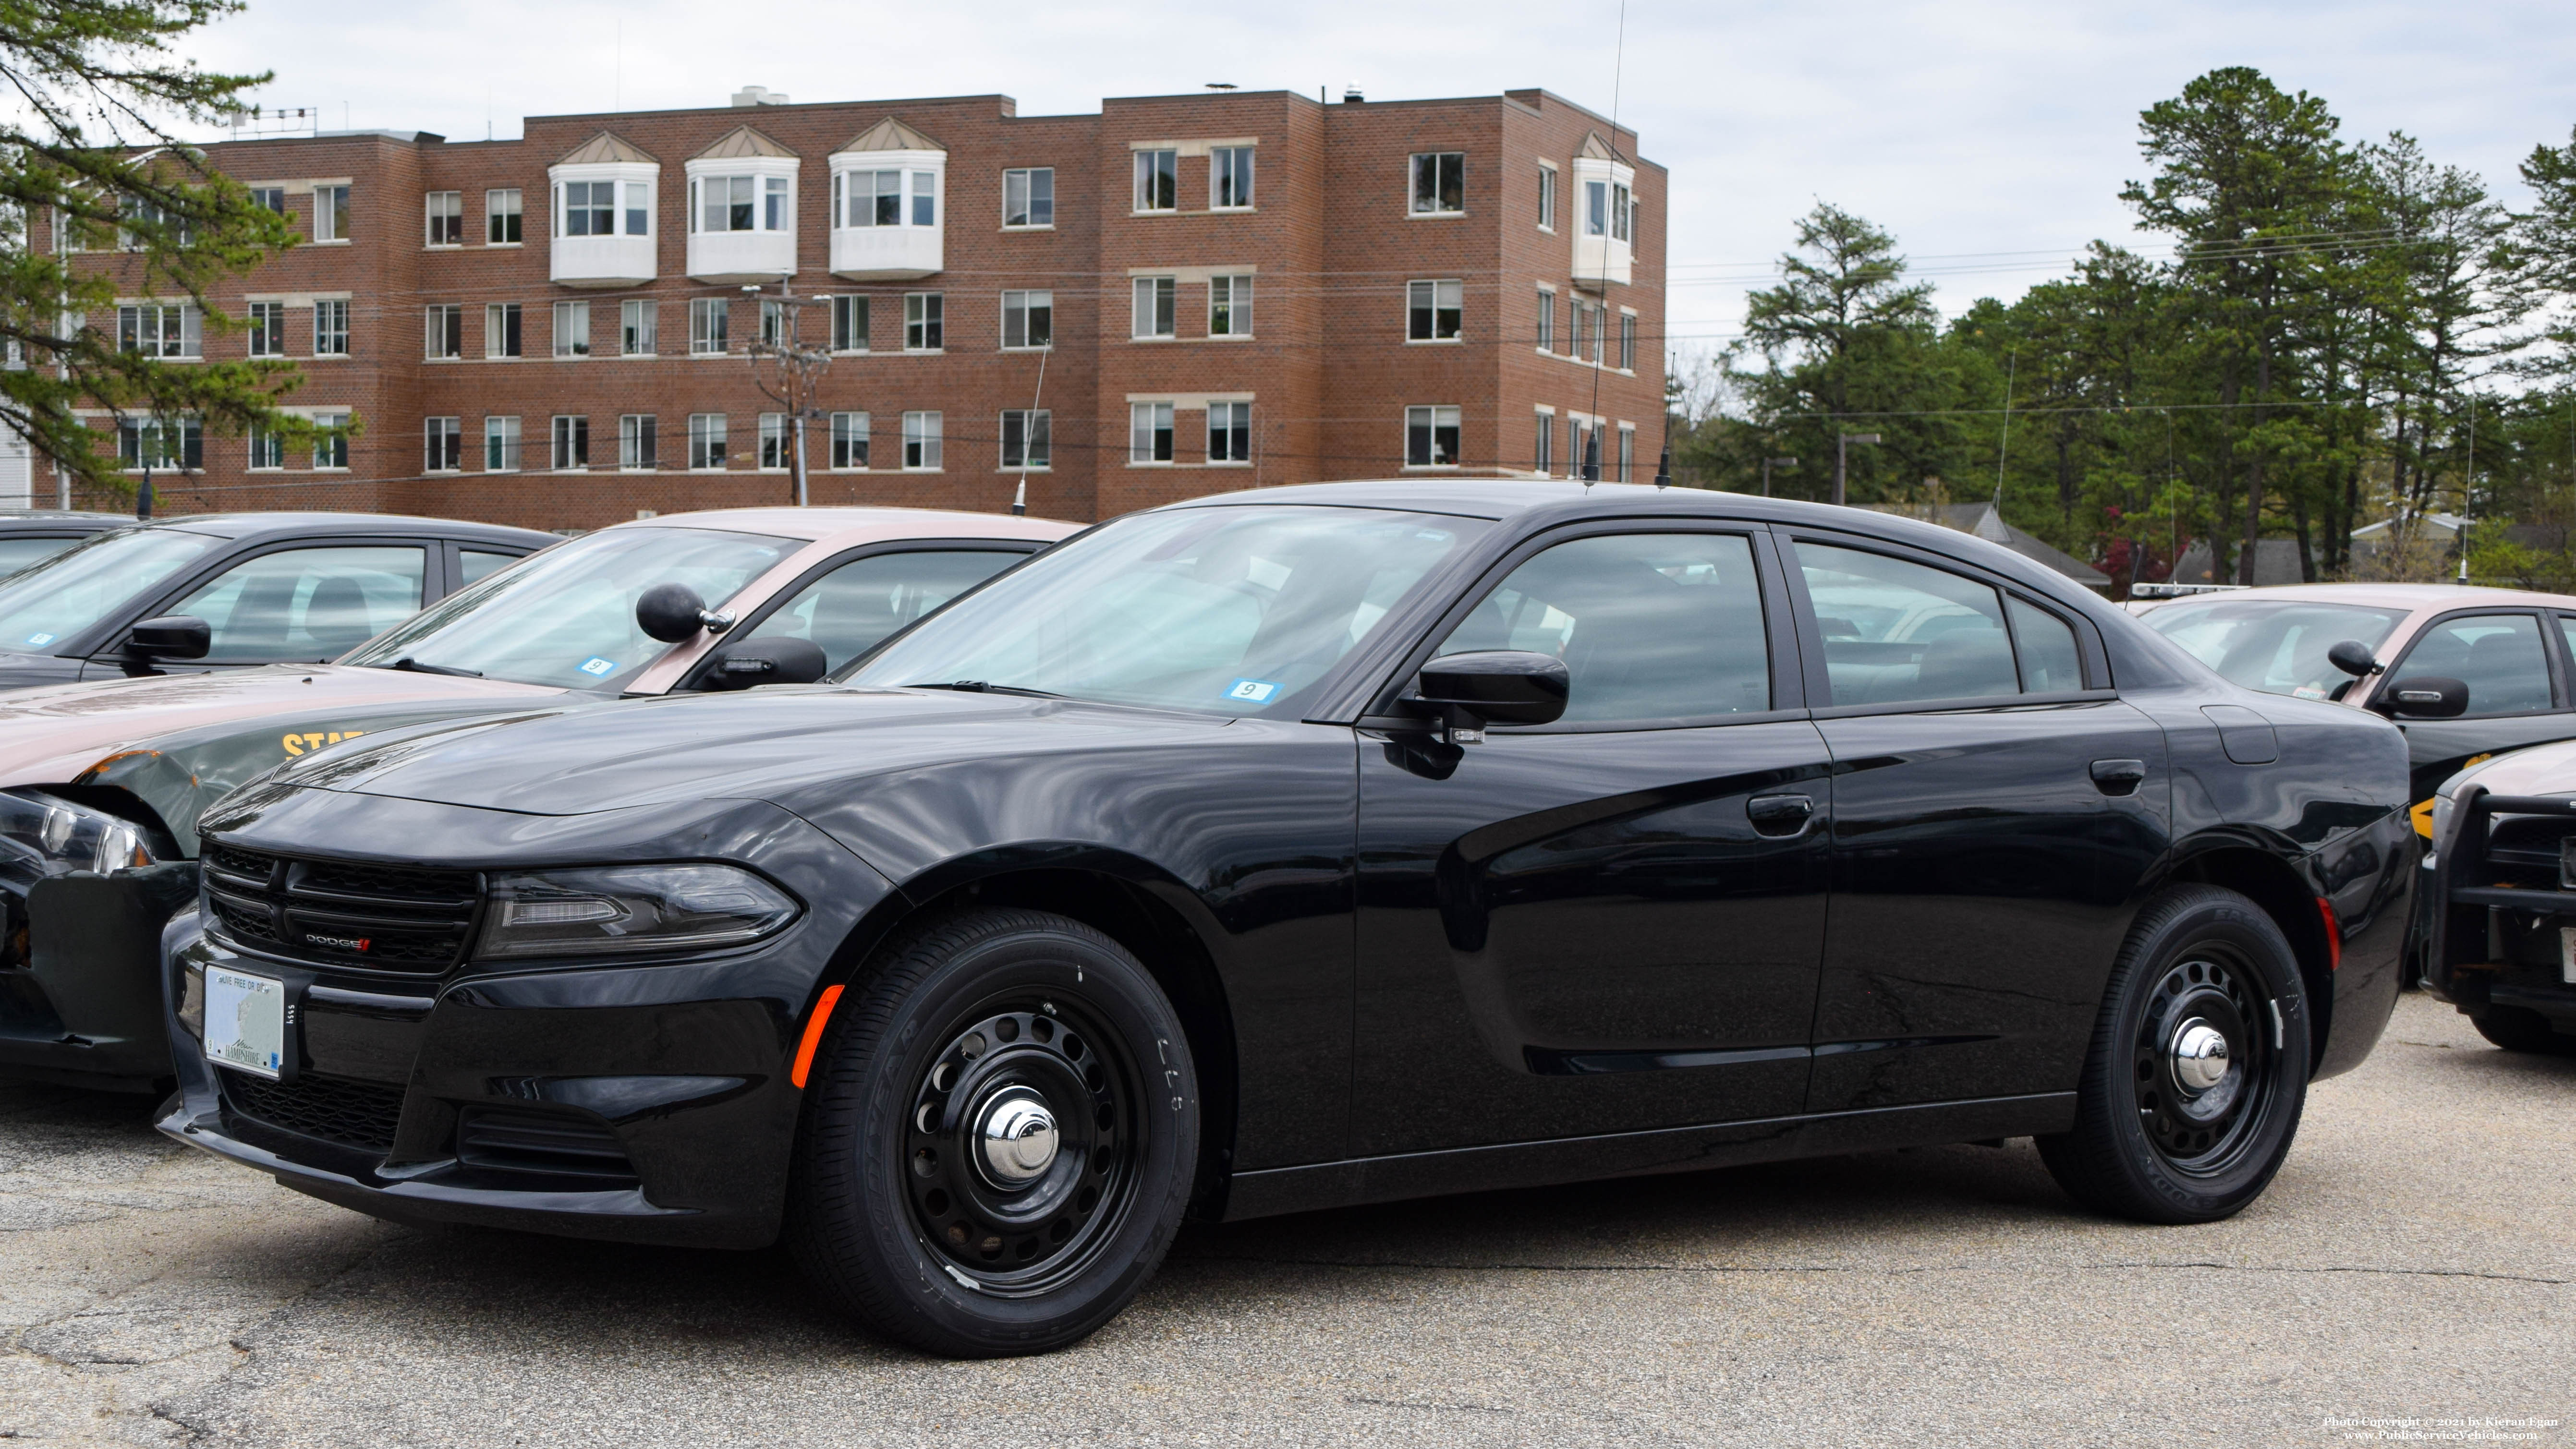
787,907,1199,1358
2468,1006,2576,1056
2038,885,2311,1224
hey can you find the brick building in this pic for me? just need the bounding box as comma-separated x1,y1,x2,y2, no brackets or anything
51,85,1665,529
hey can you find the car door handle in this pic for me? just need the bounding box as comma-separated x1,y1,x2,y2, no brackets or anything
2090,758,2147,796
1747,794,1815,836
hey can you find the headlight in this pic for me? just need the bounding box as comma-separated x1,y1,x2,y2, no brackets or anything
0,789,156,882
476,864,799,961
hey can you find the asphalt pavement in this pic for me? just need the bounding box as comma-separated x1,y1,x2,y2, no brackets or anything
2,990,2568,1448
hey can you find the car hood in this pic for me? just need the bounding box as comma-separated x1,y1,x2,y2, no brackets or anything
275,686,1234,818
2443,737,2576,801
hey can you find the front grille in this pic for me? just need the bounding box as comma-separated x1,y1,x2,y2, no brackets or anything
202,843,480,976
221,1070,406,1154
456,1107,638,1183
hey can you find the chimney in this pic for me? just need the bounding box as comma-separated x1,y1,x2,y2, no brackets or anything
1342,81,1365,103
730,85,787,107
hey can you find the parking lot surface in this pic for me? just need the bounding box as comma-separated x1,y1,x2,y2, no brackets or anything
2,990,2568,1447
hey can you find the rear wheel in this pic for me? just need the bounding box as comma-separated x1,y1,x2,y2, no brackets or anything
787,907,1198,1358
2468,1006,2576,1056
2039,885,2310,1224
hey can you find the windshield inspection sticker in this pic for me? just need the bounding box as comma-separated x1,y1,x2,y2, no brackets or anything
23,633,52,647
1225,678,1283,705
578,657,619,677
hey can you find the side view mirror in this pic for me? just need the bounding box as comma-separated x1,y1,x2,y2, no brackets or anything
2376,675,2468,720
1416,650,1570,727
125,615,210,660
636,582,735,644
698,637,826,691
2327,640,2382,678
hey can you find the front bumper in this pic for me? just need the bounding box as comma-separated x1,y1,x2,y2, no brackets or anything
2424,789,2576,1028
0,864,197,1091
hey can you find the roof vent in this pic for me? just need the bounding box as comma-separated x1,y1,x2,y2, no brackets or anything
731,85,787,108
1342,82,1365,103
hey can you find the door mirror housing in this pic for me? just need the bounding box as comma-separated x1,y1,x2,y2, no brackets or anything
1416,650,1570,727
697,637,826,691
2327,640,2382,678
2376,675,2469,720
636,582,734,644
125,615,210,661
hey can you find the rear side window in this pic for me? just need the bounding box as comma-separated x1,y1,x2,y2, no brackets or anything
2008,597,2085,692
1798,543,2018,705
459,549,521,588
1435,531,1770,724
739,549,1025,675
165,546,426,662
0,536,84,579
2396,613,2553,716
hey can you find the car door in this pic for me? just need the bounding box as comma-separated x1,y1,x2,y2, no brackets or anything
84,543,428,676
2370,609,2570,806
1351,524,1833,1158
1784,532,2169,1114
685,543,1042,687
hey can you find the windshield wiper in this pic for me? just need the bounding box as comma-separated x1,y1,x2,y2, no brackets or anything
907,680,1062,699
384,656,482,677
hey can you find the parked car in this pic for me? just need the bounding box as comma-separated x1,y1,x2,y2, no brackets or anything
2418,740,2576,1054
0,512,559,693
2137,583,2576,828
0,507,1074,1093
159,481,2414,1358
0,511,135,578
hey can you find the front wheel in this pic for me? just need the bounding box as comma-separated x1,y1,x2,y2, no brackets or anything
787,907,1199,1357
2038,885,2311,1224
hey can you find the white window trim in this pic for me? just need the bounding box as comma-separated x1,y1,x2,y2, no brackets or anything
1000,167,1056,230
1127,400,1176,468
998,409,1051,472
683,157,801,236
1000,290,1053,352
900,411,944,472
424,190,464,249
1535,162,1558,234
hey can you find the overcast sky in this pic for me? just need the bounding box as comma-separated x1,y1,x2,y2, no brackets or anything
187,0,2575,362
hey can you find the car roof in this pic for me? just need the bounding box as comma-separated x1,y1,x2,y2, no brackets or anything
2152,582,2576,612
155,512,559,546
0,511,131,531
601,506,1079,548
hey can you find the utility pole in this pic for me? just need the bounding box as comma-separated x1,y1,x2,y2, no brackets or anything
745,279,830,506
1834,432,1881,507
1762,456,1797,498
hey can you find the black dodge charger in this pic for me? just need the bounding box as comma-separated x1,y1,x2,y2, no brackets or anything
158,482,2415,1357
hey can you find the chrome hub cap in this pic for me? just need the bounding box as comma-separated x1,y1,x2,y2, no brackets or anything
977,1089,1060,1185
2168,1019,2231,1092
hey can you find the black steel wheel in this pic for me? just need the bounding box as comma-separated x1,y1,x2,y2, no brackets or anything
2468,1006,2576,1056
788,907,1197,1357
2039,885,2310,1224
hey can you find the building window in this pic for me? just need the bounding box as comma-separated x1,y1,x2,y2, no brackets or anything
901,411,942,471
483,415,521,471
1000,410,1050,469
1571,301,1593,363
312,411,349,470
250,423,284,471
619,414,657,470
547,301,589,359
1587,179,1632,241
1211,147,1254,209
1133,149,1177,212
248,301,284,358
425,303,461,360
484,302,522,359
690,298,729,355
909,172,934,227
116,303,199,358
759,299,784,349
688,413,727,470
1533,411,1554,476
836,169,904,228
1129,402,1173,465
1571,417,1596,478
758,412,790,470
904,292,943,351
1002,290,1052,349
424,416,461,472
1003,168,1053,227
692,175,791,233
621,300,657,356
314,185,350,241
551,415,589,470
313,300,350,357
486,188,522,244
117,416,202,471
830,295,869,352
558,180,615,237
1407,280,1462,342
1617,425,1634,483
1618,312,1636,371
1534,288,1555,353
1405,405,1460,467
1208,402,1251,464
829,411,869,469
425,191,462,246
1209,276,1252,337
1615,181,1633,242
1537,165,1556,231
250,186,285,215
1410,153,1464,215
1132,276,1175,340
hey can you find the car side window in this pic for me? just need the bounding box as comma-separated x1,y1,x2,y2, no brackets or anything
162,546,427,662
740,549,1026,675
0,537,82,579
1796,542,2030,706
1433,531,1770,724
459,549,522,588
2394,612,2554,716
2008,597,2085,692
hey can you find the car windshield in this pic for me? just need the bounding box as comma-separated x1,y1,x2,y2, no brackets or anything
2144,597,2409,700
0,527,213,653
341,526,795,689
844,505,1488,715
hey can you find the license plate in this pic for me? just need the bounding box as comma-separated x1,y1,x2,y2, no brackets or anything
203,967,288,1079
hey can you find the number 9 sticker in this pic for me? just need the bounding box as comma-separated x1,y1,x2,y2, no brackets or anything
1225,678,1281,704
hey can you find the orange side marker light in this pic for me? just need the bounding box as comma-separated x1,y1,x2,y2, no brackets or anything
2315,897,2342,971
790,984,845,1088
